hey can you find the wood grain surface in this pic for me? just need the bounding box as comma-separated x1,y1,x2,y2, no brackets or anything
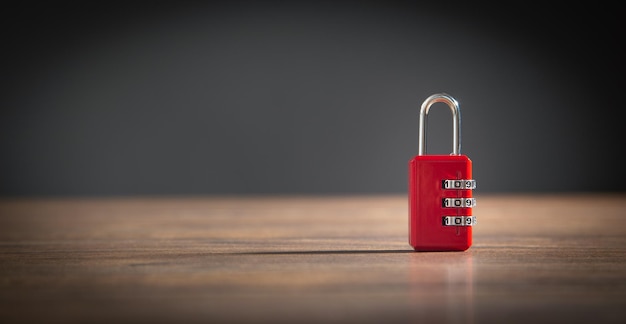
1,194,625,323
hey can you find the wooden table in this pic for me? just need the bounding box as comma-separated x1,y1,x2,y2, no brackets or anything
1,194,625,323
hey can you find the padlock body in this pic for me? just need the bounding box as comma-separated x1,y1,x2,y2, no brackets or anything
409,155,473,251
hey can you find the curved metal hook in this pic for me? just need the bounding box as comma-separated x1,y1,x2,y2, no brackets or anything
418,93,461,155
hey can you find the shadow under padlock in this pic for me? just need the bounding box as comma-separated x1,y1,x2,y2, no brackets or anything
407,252,475,323
409,93,477,252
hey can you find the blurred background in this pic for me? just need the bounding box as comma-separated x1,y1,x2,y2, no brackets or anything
1,1,623,196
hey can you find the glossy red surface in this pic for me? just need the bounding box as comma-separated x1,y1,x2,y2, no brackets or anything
409,155,473,251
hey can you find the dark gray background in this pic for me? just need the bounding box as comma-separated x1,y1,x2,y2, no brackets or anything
1,1,623,196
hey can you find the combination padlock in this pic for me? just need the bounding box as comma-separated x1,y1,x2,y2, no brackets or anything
409,93,476,251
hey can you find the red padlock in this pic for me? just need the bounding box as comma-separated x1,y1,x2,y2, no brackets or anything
409,93,476,251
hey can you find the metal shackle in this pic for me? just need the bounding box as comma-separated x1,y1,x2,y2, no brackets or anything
418,93,461,156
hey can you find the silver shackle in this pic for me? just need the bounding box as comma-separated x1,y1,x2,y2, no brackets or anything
418,93,461,156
